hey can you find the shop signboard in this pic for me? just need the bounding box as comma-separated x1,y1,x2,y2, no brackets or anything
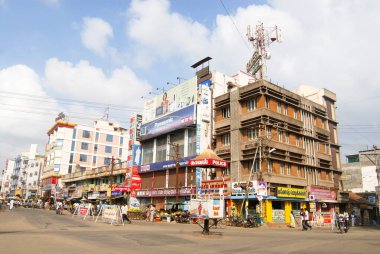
368,196,376,204
198,80,211,122
256,181,267,196
140,155,195,173
87,192,99,200
272,210,285,222
231,181,256,195
96,205,123,225
188,158,228,168
309,186,336,200
136,187,195,197
189,198,225,219
200,179,230,196
277,187,306,199
309,202,316,212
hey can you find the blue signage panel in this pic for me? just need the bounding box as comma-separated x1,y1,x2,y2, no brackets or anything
140,104,195,140
139,155,196,173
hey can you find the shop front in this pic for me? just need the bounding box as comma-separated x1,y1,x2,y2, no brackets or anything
264,187,307,224
309,185,337,224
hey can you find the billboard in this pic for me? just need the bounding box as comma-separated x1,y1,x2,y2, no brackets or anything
189,198,225,219
142,76,197,123
140,104,195,140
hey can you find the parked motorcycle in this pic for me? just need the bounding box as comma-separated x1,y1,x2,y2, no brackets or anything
338,214,349,233
243,215,258,228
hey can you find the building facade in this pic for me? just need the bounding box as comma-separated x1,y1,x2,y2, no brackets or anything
214,79,341,223
42,118,129,200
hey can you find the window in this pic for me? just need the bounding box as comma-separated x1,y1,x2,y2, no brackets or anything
187,128,197,156
69,154,74,164
296,135,299,146
79,154,87,162
72,129,77,139
294,109,298,119
29,173,33,177
119,148,122,156
170,130,185,158
248,128,258,140
95,132,99,141
94,144,98,151
268,160,273,173
93,156,97,164
105,146,112,153
142,140,154,165
297,165,301,177
280,162,284,174
285,132,289,144
278,130,283,142
222,134,230,146
284,104,288,115
104,157,111,165
68,165,72,174
80,167,86,172
265,97,270,108
106,134,113,142
120,137,124,145
33,181,36,186
81,142,89,150
222,107,230,118
266,126,271,139
247,98,257,112
35,162,39,167
83,130,90,138
286,163,291,175
155,136,167,162
277,101,282,113
34,171,37,176
31,163,34,167
70,141,75,151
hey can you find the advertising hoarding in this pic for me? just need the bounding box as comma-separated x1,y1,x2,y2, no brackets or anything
189,198,225,219
142,77,197,123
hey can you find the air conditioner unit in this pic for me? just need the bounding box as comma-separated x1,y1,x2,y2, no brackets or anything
309,195,315,201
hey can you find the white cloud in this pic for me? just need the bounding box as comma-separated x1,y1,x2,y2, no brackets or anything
44,58,151,108
127,0,210,65
0,65,60,161
81,17,114,57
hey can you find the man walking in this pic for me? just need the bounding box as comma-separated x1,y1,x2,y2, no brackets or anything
304,208,312,230
122,203,131,224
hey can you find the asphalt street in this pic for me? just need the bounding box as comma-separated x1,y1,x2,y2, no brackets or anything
0,208,379,254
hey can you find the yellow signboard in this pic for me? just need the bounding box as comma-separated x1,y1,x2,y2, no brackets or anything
277,187,306,199
107,188,111,197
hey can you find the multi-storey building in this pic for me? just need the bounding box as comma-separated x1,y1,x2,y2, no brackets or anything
214,80,341,224
41,117,128,200
1,160,14,198
137,58,251,210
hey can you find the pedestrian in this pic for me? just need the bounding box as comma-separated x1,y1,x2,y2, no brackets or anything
304,208,312,230
9,199,14,210
290,211,296,228
122,203,131,224
300,209,306,230
146,206,151,221
150,204,156,222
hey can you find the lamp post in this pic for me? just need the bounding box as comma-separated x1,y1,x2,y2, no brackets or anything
109,157,115,205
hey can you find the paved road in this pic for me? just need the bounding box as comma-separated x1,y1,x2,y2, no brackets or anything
1,208,380,254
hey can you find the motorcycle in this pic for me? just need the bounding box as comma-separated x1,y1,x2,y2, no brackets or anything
243,215,258,228
338,215,349,233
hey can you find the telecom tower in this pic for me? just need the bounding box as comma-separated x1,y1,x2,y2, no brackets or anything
246,21,281,80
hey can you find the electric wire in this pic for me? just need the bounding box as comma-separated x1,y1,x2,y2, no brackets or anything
219,0,252,53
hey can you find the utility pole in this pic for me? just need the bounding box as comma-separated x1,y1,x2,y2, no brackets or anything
169,143,180,203
109,156,114,205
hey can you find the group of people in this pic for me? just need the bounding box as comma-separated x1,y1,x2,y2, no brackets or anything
289,208,312,231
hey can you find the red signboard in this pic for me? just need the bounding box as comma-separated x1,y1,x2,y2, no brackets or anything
188,158,228,168
79,206,89,216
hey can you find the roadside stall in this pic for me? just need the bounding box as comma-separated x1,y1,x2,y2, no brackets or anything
187,149,229,234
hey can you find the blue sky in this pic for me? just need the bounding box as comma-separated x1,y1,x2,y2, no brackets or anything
0,0,380,166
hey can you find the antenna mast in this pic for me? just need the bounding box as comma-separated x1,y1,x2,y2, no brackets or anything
102,107,110,120
246,21,281,80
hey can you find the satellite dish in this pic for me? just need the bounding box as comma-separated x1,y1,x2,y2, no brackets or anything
265,52,271,60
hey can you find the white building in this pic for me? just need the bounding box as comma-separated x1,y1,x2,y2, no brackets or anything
42,118,129,199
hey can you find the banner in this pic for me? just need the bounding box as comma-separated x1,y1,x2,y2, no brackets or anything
96,205,123,225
